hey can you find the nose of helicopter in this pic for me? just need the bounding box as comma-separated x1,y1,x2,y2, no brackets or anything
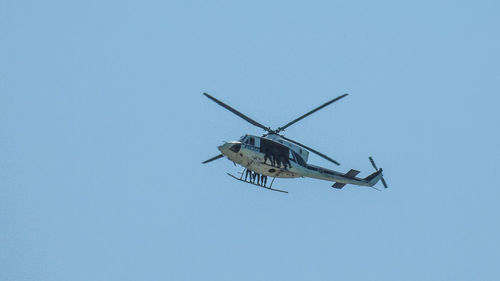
218,142,241,154
217,143,229,154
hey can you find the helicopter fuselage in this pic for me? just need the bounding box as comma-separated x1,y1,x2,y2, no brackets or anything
217,135,382,187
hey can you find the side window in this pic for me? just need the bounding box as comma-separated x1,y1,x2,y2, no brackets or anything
289,150,296,162
291,151,306,166
249,137,255,146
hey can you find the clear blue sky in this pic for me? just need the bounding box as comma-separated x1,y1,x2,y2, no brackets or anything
2,0,500,280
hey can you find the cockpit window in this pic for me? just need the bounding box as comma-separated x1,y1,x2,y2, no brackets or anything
229,143,241,153
239,135,250,144
249,137,255,146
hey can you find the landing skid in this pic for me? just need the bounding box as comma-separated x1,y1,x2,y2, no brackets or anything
226,173,288,194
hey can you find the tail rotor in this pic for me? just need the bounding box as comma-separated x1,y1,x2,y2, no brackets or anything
368,156,388,188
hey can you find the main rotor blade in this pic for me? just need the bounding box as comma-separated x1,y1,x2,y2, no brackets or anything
280,135,340,166
276,94,348,133
203,93,270,132
202,154,224,164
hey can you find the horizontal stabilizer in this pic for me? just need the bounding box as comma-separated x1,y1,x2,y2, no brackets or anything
344,169,360,178
332,182,346,189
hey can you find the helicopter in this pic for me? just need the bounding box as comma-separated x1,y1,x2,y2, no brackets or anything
202,92,387,193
